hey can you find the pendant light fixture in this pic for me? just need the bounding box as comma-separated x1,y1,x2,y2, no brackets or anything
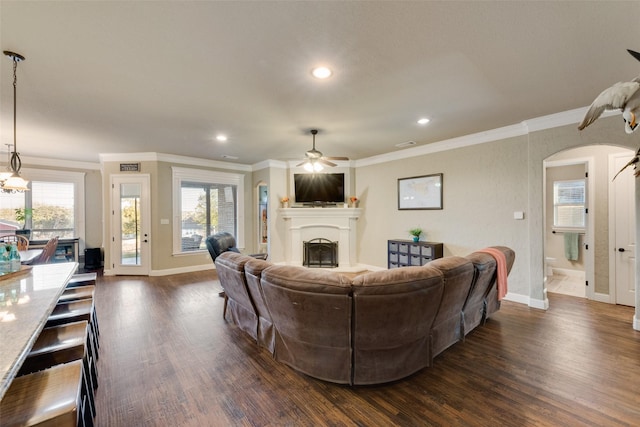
1,50,29,193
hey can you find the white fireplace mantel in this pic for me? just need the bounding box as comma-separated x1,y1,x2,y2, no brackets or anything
279,207,361,269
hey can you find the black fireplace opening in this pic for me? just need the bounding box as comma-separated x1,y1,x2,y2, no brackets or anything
303,238,338,268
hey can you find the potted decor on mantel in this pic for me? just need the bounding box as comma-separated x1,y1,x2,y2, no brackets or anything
409,227,422,242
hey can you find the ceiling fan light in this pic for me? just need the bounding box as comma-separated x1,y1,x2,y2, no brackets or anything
313,162,323,172
304,162,314,172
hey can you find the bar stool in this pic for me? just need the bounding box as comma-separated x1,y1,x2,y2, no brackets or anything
59,285,96,304
0,360,93,427
18,321,98,418
62,273,100,342
66,272,97,288
47,299,100,357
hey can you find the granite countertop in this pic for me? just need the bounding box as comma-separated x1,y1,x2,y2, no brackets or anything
0,262,77,399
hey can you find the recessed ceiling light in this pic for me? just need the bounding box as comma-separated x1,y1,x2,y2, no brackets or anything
417,118,430,125
216,135,228,142
311,66,332,79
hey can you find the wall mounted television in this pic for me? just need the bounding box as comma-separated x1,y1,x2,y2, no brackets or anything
294,173,345,205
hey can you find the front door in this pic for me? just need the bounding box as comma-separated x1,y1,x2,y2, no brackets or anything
612,154,636,307
111,174,151,275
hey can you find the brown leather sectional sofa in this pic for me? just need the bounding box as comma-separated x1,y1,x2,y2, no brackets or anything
214,246,515,385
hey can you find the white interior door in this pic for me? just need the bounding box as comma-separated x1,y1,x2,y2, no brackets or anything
111,174,151,275
611,154,636,307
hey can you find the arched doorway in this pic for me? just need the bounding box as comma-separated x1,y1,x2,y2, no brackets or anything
543,145,634,304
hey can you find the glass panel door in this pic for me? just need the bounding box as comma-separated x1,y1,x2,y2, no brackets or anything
111,174,150,275
120,183,142,265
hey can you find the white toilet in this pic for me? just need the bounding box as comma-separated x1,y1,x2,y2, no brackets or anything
545,257,556,280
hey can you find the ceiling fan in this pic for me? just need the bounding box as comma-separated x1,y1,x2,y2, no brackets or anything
297,129,349,172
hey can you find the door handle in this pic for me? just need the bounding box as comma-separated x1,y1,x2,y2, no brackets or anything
618,248,626,252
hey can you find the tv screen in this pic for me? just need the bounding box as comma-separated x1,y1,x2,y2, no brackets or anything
294,173,345,204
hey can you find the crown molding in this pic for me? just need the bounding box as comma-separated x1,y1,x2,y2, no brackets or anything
252,159,288,171
355,106,622,168
355,123,528,168
16,155,101,171
99,152,252,172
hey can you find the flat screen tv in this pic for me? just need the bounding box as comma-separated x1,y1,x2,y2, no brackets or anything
294,173,345,205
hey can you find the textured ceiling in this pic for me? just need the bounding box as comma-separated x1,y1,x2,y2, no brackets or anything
1,1,639,165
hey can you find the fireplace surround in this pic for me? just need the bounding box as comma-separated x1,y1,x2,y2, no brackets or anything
280,207,361,269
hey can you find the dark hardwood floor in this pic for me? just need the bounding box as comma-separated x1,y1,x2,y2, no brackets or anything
93,271,640,426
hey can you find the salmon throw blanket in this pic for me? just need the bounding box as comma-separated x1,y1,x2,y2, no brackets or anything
478,247,508,301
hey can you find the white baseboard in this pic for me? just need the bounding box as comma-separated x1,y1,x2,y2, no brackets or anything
502,292,548,310
634,315,640,331
103,264,214,277
592,292,612,304
150,264,214,277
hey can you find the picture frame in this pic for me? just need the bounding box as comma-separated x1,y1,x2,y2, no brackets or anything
397,173,443,210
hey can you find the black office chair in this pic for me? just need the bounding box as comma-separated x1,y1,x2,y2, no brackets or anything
206,232,267,296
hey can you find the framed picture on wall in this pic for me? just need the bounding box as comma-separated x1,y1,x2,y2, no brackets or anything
398,173,443,210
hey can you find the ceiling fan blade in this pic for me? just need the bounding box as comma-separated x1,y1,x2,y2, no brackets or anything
324,156,349,161
319,159,337,167
296,160,307,167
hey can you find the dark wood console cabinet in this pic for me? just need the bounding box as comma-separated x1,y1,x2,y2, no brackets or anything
388,239,443,269
30,238,79,263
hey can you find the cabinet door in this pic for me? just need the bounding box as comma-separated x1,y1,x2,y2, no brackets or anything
409,244,422,255
422,245,433,258
410,255,423,266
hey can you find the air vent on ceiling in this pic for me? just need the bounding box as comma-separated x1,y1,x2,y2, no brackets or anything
395,141,416,148
222,155,238,160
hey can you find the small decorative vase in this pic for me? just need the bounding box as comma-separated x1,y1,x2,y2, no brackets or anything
412,236,419,242
282,202,289,209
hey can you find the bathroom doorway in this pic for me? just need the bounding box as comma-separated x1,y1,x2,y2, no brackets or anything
544,158,591,299
544,145,634,302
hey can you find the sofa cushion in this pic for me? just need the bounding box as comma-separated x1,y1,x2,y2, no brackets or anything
214,252,258,341
428,256,475,360
260,265,352,384
351,266,444,384
461,252,497,336
244,258,275,353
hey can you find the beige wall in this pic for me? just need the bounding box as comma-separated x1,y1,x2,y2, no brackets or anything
355,135,531,296
101,159,254,274
70,114,637,311
352,114,636,307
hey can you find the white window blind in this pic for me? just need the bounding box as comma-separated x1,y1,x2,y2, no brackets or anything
553,179,585,229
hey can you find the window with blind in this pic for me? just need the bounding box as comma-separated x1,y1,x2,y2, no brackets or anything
0,169,85,240
553,179,586,229
172,167,245,254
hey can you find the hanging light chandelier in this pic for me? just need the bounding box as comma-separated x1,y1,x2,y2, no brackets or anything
1,50,29,193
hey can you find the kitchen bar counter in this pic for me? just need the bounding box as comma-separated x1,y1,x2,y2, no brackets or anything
0,262,77,399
